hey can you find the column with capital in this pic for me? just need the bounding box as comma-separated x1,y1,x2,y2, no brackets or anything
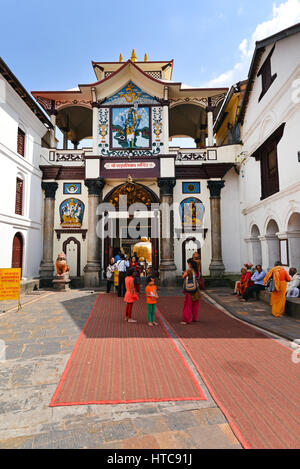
84,177,105,287
207,180,225,277
40,182,58,283
158,177,177,286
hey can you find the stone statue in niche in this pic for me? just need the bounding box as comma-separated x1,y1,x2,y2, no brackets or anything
53,252,71,291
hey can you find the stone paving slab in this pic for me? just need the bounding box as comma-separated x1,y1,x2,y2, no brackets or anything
0,288,242,449
204,288,300,342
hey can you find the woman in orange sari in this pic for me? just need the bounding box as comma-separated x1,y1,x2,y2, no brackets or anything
264,262,291,317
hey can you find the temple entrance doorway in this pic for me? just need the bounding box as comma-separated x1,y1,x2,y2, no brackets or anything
103,181,160,277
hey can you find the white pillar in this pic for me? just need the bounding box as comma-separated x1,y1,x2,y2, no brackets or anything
92,104,99,154
50,113,56,148
91,87,99,155
207,110,214,147
162,86,169,150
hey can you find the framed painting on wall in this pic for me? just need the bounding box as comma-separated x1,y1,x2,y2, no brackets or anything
110,106,151,150
63,183,81,195
182,182,201,194
180,198,205,228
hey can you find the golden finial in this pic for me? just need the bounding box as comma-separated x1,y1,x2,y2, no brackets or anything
144,53,148,62
131,48,137,62
119,53,123,62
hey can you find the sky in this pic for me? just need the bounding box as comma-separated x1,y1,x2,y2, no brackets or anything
1,0,300,146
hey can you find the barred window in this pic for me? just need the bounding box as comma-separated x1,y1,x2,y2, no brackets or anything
17,128,25,156
15,178,23,215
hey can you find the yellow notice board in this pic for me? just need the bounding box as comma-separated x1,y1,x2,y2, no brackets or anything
0,268,21,308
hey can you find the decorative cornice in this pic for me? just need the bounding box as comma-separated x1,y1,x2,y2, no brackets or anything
42,181,58,199
157,177,176,196
84,177,105,196
207,180,225,198
55,229,87,240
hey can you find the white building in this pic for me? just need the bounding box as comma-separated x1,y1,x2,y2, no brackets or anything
0,58,52,288
237,23,300,273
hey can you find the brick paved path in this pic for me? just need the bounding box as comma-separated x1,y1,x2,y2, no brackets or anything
0,287,298,449
0,289,241,449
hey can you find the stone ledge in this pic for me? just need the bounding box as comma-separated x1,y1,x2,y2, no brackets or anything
20,279,40,294
258,290,300,319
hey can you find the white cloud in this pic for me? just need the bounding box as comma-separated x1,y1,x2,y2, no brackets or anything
203,0,300,87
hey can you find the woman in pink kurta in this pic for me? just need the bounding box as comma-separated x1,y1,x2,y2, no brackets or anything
124,268,139,323
181,259,202,325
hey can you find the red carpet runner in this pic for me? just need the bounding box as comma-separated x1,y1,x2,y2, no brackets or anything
50,294,205,406
157,296,300,449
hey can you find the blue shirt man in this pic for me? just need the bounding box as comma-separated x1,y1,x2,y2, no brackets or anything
242,265,266,301
251,268,267,286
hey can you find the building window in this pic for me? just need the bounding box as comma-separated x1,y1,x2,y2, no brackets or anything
15,178,23,215
261,146,279,200
257,45,277,102
252,123,285,201
17,127,25,156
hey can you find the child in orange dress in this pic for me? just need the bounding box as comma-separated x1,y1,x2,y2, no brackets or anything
124,268,139,323
145,277,159,326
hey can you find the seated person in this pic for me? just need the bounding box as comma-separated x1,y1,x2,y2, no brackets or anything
234,267,253,297
286,268,300,298
241,265,266,302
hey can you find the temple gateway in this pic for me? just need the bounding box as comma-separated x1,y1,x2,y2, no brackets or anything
32,50,236,287
2,23,299,289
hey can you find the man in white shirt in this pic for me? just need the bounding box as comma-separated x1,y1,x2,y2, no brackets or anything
116,254,130,297
287,268,300,298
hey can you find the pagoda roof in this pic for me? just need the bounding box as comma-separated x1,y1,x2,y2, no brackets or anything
32,59,228,113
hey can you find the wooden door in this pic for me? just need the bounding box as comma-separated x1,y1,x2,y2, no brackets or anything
12,233,23,273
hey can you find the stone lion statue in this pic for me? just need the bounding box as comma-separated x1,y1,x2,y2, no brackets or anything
55,252,70,278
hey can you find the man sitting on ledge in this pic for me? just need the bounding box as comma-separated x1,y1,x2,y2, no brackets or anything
286,268,300,298
241,265,266,302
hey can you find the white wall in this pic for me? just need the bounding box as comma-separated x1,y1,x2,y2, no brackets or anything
0,75,46,279
240,32,300,272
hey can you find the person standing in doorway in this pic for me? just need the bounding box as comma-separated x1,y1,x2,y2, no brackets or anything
130,256,141,293
116,254,129,297
106,258,116,293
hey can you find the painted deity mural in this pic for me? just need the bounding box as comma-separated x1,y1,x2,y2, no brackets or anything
98,82,164,156
180,198,205,227
111,106,150,149
60,198,85,228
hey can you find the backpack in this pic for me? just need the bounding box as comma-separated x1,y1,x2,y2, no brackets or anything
184,273,198,294
266,275,275,293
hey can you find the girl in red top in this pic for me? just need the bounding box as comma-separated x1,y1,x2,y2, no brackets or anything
124,268,139,323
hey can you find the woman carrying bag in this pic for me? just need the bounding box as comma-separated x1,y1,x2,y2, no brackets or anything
181,259,202,325
106,258,116,294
